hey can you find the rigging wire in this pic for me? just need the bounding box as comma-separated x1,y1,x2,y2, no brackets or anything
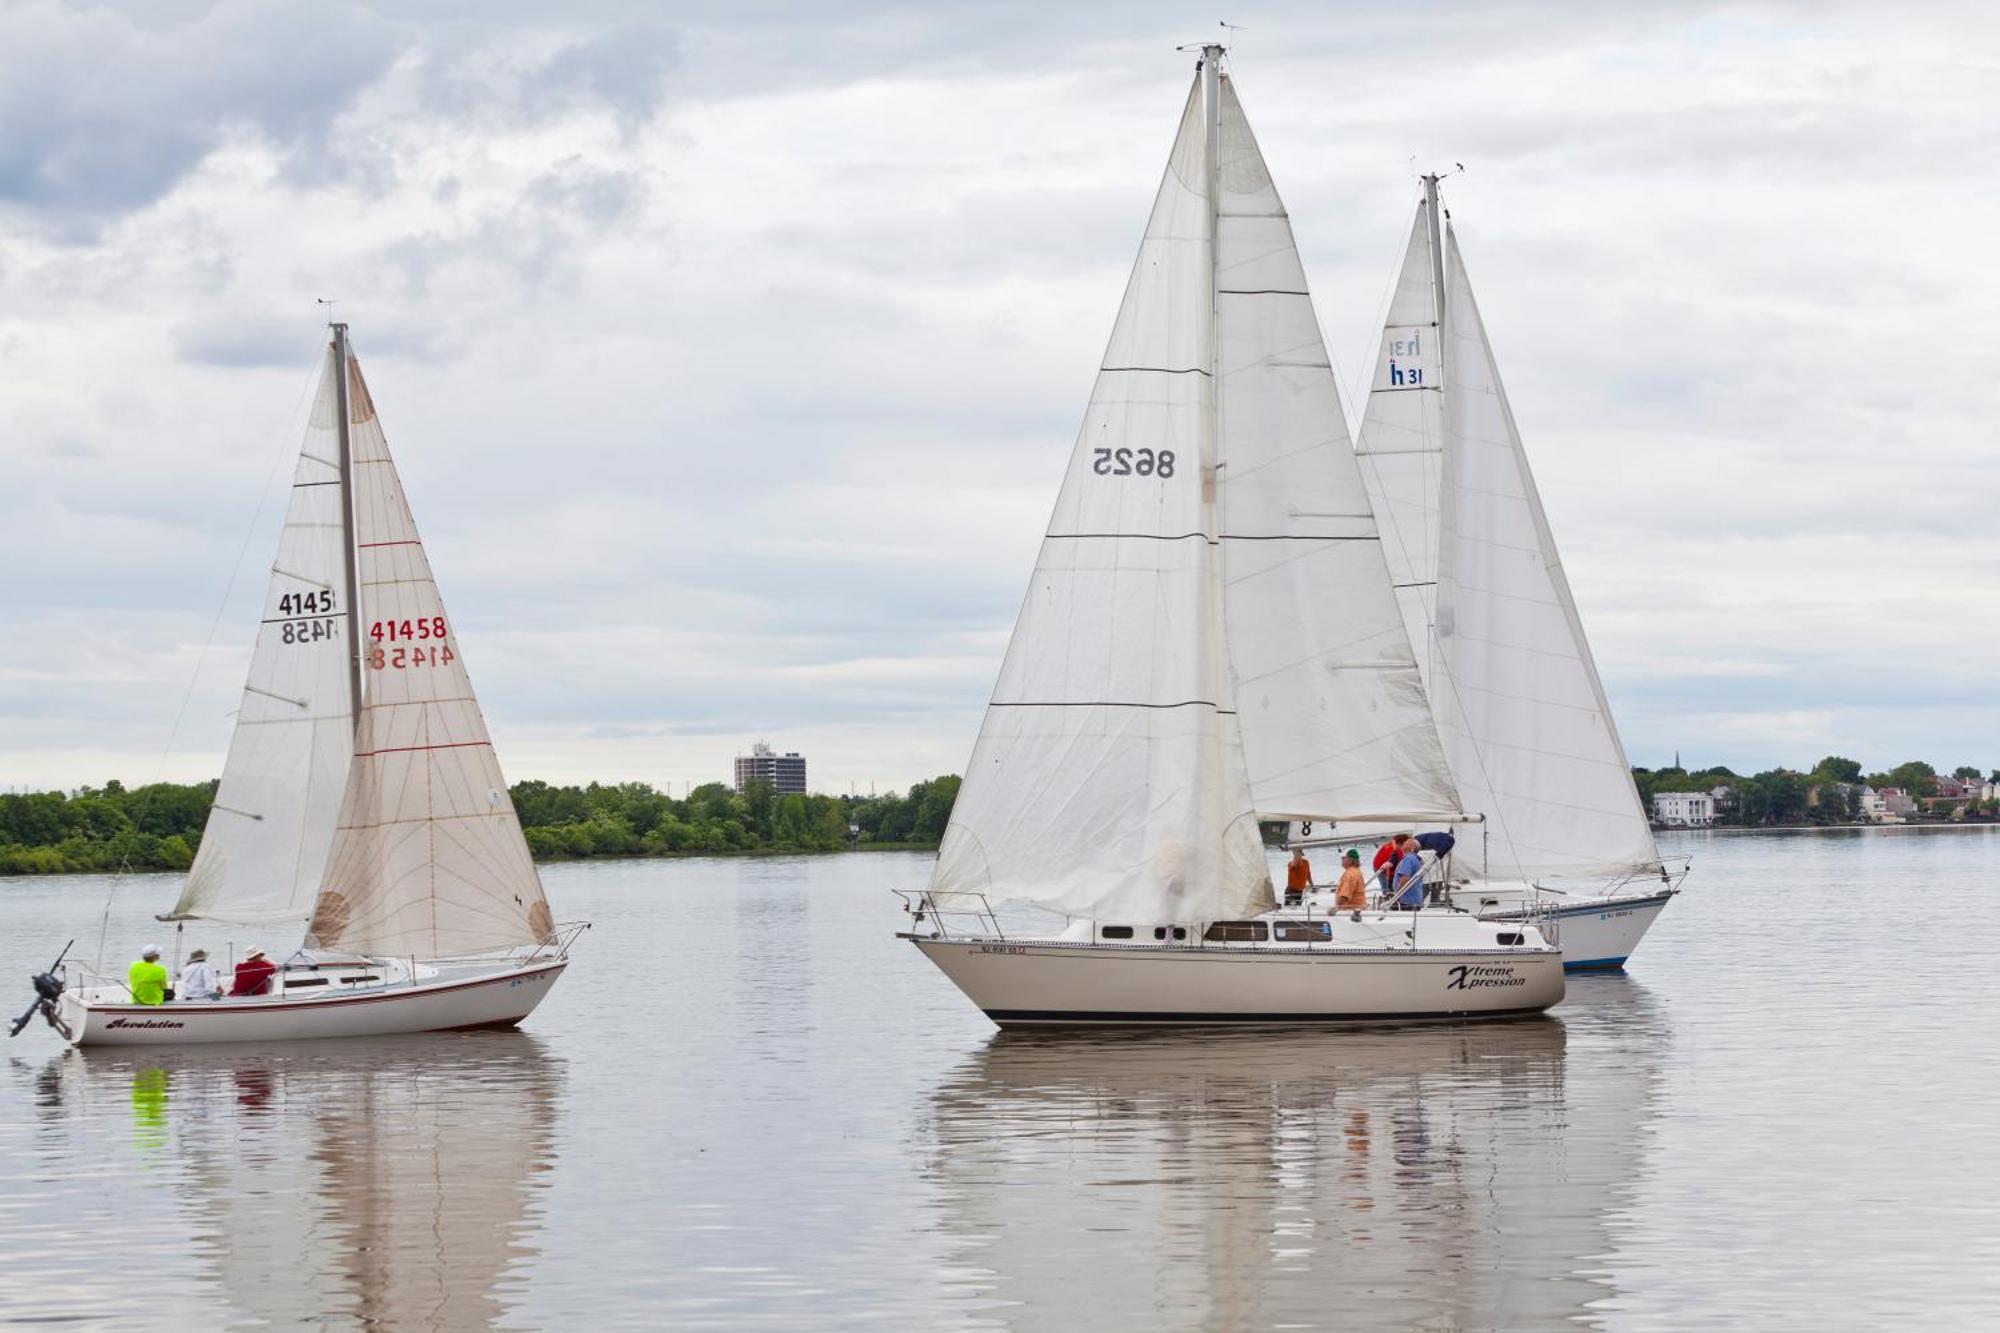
92,321,331,974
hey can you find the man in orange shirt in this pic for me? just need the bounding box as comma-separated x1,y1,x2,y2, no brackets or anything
1335,850,1369,911
1284,847,1313,906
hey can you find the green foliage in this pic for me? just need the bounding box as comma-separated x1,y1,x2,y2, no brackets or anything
1639,755,2000,827
1864,761,1937,797
0,771,963,875
0,781,214,874
507,774,959,861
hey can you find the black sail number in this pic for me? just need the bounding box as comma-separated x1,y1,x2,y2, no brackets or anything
1092,447,1176,480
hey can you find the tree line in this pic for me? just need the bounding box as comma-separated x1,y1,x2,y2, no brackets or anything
1634,756,2000,827
0,775,963,875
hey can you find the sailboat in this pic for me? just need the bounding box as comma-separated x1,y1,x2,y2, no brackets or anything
898,47,1563,1027
16,325,581,1046
1341,177,1684,970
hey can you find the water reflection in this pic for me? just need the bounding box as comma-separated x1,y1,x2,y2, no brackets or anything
924,983,1668,1329
32,1033,561,1330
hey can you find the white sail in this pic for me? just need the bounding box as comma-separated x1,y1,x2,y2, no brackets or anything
930,77,1269,924
1353,204,1447,698
932,62,1458,923
307,350,553,959
1210,79,1459,824
173,352,357,926
1357,205,1659,880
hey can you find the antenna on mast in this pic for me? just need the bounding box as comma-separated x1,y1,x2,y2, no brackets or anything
316,297,337,326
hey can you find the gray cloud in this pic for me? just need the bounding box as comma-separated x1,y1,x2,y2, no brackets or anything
0,1,400,224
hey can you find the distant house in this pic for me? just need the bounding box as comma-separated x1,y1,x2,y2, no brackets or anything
1652,791,1717,827
1935,775,1975,799
1861,786,1916,822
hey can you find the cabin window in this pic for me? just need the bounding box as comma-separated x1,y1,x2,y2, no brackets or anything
1100,925,1134,940
339,975,382,984
283,977,329,988
1496,932,1525,946
1275,921,1331,942
1203,921,1268,943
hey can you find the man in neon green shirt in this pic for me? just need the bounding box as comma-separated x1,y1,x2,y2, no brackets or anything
128,947,168,1005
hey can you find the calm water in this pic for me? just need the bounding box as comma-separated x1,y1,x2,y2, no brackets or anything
2,829,1997,1329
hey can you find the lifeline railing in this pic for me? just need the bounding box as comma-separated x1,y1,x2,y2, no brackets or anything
893,889,1004,940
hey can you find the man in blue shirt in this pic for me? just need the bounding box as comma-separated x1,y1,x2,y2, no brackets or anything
1391,846,1426,910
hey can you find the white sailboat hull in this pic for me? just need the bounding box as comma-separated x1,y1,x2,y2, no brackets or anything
909,935,1563,1027
1451,886,1676,971
59,959,566,1047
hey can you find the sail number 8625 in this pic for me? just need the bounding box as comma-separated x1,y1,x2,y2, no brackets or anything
1092,447,1175,479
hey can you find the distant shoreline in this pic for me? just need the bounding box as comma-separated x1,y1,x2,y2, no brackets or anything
0,840,945,881
1657,822,2000,836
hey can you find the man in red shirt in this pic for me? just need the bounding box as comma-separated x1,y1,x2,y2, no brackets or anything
231,948,278,997
1372,836,1410,900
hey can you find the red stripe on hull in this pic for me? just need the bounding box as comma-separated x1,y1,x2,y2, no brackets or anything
87,961,565,1018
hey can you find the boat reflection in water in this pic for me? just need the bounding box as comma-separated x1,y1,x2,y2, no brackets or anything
38,1032,560,1329
921,979,1666,1329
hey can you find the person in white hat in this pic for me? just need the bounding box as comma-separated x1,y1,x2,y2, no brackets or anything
127,946,168,1006
232,948,277,997
177,948,221,1001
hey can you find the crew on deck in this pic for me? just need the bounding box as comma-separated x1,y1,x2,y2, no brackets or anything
1373,835,1412,898
127,946,168,1005
232,948,277,997
1390,843,1426,910
1284,847,1313,906
1335,850,1369,911
177,948,221,1001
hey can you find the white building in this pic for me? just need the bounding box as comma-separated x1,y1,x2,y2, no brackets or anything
1859,786,1916,823
1652,791,1717,827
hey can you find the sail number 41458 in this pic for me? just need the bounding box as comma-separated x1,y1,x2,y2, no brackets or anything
367,617,452,671
1092,447,1176,478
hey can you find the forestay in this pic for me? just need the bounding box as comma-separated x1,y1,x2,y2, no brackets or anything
931,62,1458,925
172,352,357,927
1357,204,1659,880
306,351,554,959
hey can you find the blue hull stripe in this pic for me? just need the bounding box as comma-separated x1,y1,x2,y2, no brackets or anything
1564,957,1629,972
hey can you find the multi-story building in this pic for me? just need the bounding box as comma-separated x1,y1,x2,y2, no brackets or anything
1860,786,1917,822
1651,791,1717,827
734,741,807,795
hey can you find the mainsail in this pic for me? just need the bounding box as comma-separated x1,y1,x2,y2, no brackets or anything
931,56,1457,923
307,348,553,959
1355,198,1660,880
173,352,358,926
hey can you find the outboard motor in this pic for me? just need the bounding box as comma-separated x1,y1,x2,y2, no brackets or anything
9,940,73,1040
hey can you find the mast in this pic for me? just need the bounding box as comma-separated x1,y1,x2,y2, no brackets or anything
330,323,365,731
1202,45,1222,426
1422,173,1447,382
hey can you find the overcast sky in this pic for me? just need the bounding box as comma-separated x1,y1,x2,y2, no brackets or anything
3,0,1996,796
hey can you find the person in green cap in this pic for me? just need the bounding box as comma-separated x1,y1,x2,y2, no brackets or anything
128,946,169,1005
1335,849,1369,911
